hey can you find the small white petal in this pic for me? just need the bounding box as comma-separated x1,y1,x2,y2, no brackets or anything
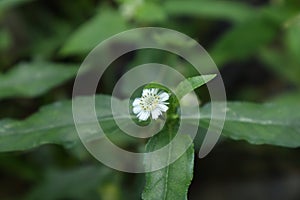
159,92,169,101
138,111,150,121
158,104,169,112
142,89,150,96
137,111,143,119
152,88,159,95
133,105,142,114
132,98,141,106
151,109,162,120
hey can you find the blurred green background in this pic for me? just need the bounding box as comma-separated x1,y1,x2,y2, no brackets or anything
0,0,300,199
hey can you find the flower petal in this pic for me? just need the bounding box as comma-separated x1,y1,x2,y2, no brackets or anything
142,89,150,97
133,105,142,114
132,98,141,106
152,88,159,95
158,104,169,112
159,92,169,101
151,108,162,120
137,111,150,121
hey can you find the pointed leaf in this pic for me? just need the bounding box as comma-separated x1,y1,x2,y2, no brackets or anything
0,62,78,99
142,128,194,200
210,19,277,65
0,95,132,152
60,9,129,56
196,102,300,148
175,74,216,100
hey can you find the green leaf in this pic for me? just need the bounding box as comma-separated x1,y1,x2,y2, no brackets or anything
259,48,300,85
175,74,216,100
1,95,299,152
118,0,166,23
135,2,167,23
25,166,112,200
285,23,300,63
0,62,78,99
164,0,254,23
60,8,129,56
197,102,300,148
0,29,11,51
271,92,300,105
0,0,35,14
210,18,277,65
0,95,133,152
142,128,194,200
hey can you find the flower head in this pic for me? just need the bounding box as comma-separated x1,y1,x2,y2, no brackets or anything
132,88,169,121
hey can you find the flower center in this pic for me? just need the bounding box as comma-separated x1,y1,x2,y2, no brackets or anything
140,94,160,111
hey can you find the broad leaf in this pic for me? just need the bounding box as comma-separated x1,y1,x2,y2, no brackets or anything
210,18,277,65
271,92,300,105
259,48,300,86
175,74,216,99
134,2,167,23
164,0,254,23
60,8,129,56
0,95,134,152
142,128,194,200
1,96,299,152
118,0,166,23
285,23,300,63
25,166,113,200
197,102,300,148
0,62,78,99
0,29,11,51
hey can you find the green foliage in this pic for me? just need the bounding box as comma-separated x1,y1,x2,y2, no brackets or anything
259,48,300,86
164,0,254,23
142,130,194,200
199,102,300,148
141,75,209,199
0,62,78,99
0,74,216,153
285,22,300,63
1,94,299,154
60,9,129,56
0,95,131,152
0,29,11,50
0,0,35,14
26,166,112,200
210,18,277,65
120,0,167,23
1,0,300,199
175,74,216,99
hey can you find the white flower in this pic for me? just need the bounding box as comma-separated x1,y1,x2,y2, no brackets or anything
132,88,169,121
